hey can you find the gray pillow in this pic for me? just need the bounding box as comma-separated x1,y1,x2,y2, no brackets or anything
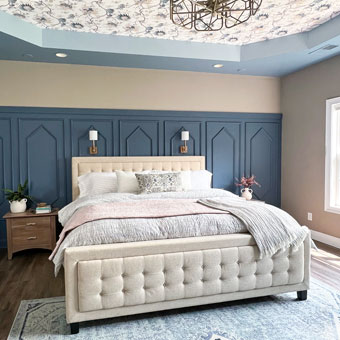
135,172,183,194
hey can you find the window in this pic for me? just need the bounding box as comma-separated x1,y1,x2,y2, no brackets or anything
325,97,340,213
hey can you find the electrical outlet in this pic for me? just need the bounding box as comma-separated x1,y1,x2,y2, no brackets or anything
307,212,312,221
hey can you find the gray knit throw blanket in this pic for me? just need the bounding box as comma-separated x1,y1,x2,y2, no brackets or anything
198,197,309,258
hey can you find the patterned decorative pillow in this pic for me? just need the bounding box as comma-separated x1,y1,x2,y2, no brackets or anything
135,172,183,194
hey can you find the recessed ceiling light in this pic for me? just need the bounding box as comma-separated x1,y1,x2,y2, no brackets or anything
322,44,338,51
308,44,339,55
213,64,224,68
56,52,68,58
22,53,33,58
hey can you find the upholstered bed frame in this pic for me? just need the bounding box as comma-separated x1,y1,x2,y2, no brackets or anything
65,156,310,334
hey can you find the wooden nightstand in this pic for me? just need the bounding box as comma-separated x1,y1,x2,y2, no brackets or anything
3,209,58,260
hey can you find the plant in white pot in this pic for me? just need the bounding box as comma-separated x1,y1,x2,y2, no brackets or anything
235,175,260,200
2,180,32,213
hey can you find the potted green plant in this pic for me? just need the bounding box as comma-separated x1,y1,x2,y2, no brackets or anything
2,180,32,213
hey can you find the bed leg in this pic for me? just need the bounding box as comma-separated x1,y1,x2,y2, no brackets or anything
297,290,307,301
70,322,79,335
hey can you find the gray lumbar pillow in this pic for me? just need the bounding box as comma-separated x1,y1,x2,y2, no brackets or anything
135,172,183,194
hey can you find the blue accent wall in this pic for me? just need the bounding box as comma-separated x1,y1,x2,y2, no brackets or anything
0,107,282,248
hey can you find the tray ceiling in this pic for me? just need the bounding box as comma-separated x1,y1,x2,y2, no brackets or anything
1,0,340,45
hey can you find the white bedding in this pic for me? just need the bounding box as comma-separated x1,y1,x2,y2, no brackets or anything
53,189,247,274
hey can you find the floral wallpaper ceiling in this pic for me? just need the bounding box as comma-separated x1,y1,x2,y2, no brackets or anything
1,0,340,45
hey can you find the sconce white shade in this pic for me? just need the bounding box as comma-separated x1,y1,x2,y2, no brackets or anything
181,131,189,141
89,130,98,141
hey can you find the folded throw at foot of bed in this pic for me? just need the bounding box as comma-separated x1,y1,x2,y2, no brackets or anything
198,197,309,258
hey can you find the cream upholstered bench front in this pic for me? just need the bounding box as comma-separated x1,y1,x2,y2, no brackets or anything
64,232,310,334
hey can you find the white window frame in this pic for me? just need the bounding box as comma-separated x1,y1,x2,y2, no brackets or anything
325,97,340,214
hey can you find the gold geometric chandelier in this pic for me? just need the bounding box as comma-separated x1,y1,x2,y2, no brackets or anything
170,0,262,31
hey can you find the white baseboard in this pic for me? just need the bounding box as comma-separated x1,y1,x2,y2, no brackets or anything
311,230,340,249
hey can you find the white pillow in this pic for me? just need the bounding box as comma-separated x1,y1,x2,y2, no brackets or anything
190,170,212,190
78,172,117,197
116,171,140,193
180,171,192,191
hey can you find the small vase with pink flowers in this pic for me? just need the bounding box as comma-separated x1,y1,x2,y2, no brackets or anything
235,175,261,201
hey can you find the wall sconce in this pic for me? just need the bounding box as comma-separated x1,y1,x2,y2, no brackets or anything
180,131,189,154
89,130,98,155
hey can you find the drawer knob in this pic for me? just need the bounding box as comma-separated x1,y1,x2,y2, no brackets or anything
27,236,37,240
26,223,36,226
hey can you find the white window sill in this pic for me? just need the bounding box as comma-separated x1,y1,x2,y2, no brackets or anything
325,206,340,214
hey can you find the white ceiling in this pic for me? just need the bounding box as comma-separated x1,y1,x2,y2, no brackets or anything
1,0,340,45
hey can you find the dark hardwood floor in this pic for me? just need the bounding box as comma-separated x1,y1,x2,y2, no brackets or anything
0,241,339,339
0,249,65,340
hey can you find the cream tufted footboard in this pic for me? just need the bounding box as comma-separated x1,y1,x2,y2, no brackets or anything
64,232,310,334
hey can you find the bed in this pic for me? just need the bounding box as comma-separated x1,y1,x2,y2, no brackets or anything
61,156,310,334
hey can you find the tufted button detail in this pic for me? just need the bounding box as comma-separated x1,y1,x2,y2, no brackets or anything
77,242,305,312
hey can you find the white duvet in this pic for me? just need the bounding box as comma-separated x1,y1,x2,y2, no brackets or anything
52,189,247,274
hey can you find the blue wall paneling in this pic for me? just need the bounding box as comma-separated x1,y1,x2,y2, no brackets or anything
0,107,282,248
18,118,67,208
164,121,201,156
71,119,114,157
206,122,241,192
0,118,12,248
119,120,159,156
245,122,281,205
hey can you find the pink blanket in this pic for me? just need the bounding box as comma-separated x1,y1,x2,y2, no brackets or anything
49,199,228,260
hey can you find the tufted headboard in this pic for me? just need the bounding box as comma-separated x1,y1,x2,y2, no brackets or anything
72,156,205,200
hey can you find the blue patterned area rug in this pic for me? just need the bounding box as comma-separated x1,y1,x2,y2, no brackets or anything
8,279,340,340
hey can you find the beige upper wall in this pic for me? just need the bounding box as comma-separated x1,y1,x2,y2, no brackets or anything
281,55,340,238
0,60,280,113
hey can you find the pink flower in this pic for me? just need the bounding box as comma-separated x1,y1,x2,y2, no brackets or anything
235,175,260,188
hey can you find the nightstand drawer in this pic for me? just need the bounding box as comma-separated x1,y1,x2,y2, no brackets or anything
3,208,59,260
12,224,51,247
11,217,50,228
